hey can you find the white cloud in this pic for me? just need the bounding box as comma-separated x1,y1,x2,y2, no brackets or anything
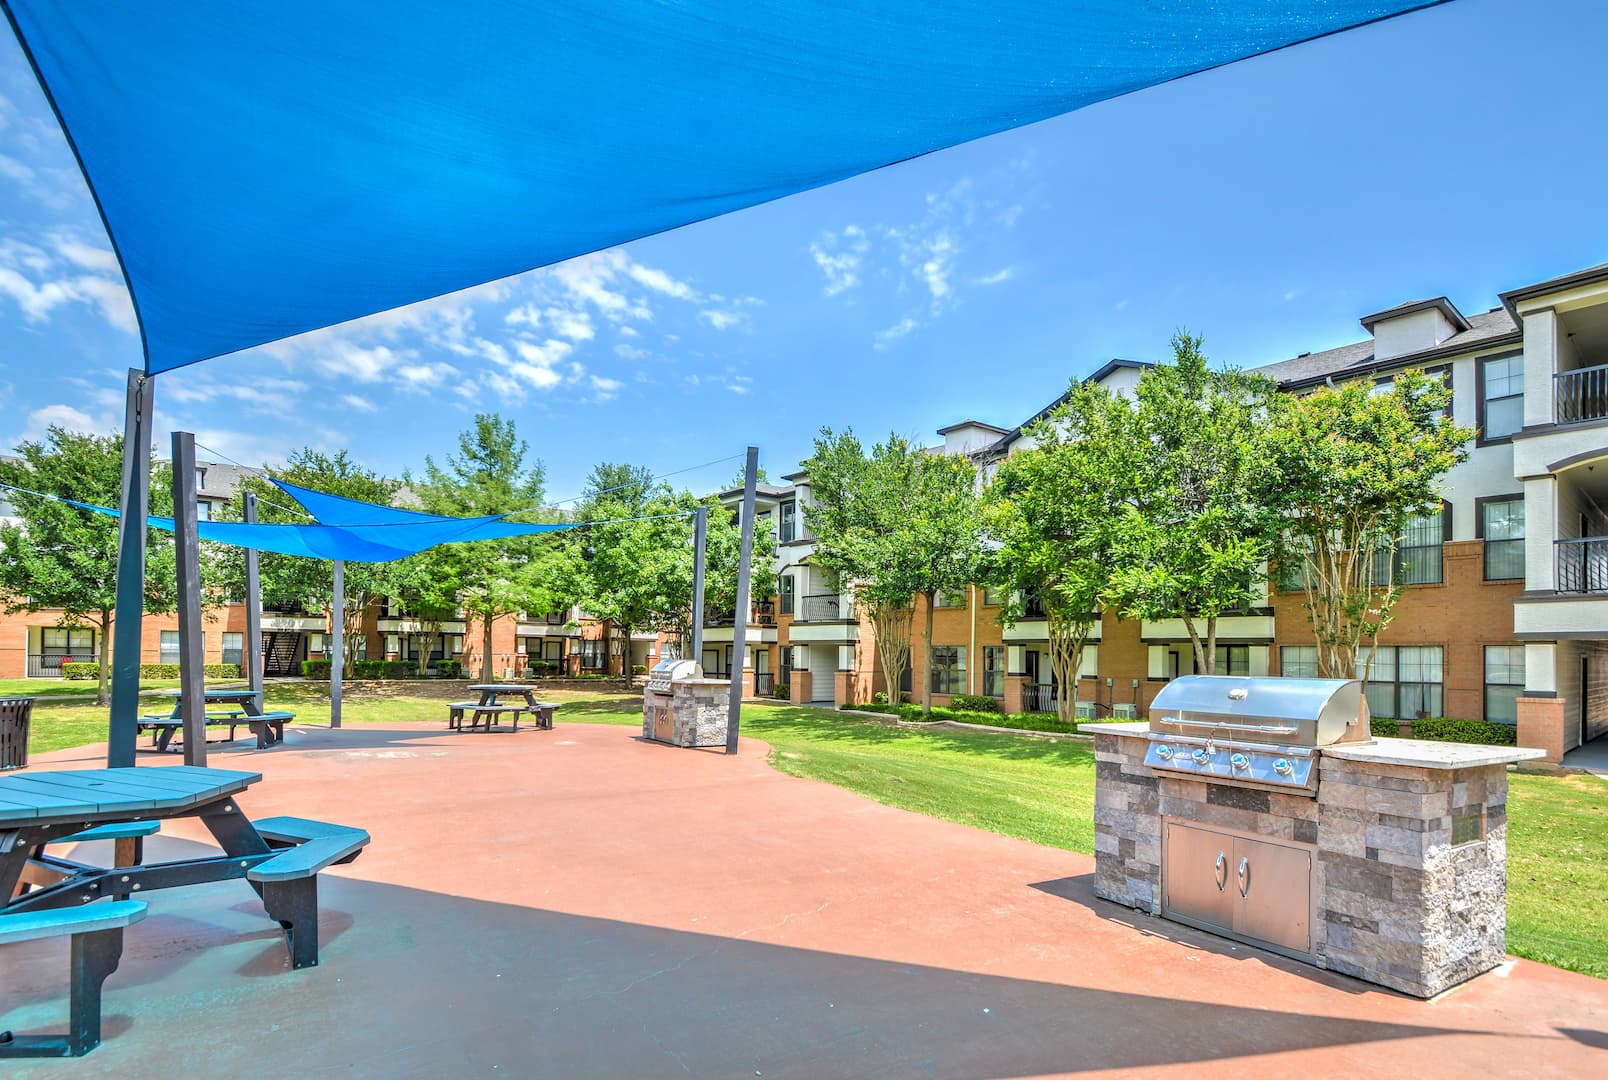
615,343,650,361
340,394,378,413
618,325,640,338
808,224,870,295
699,309,744,331
0,267,78,322
511,362,564,389
515,339,574,368
20,403,106,443
971,267,1016,286
51,236,120,274
396,361,458,389
314,342,406,383
874,317,919,350
589,374,623,402
725,383,750,395
71,276,138,334
625,263,696,301
547,308,595,342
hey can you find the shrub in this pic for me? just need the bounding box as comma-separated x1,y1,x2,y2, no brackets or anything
61,662,240,680
1369,716,1402,739
60,662,99,680
435,659,463,679
631,664,648,675
774,683,790,700
948,694,1003,714
302,660,332,680
353,659,419,679
524,661,559,677
871,691,888,705
1409,717,1518,746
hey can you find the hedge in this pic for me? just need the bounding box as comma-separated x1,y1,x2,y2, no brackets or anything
61,662,242,680
1408,717,1518,746
774,683,790,700
840,701,1086,735
631,664,648,675
1369,716,1402,739
947,694,1003,714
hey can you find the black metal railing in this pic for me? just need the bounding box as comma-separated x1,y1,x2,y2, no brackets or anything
1557,536,1608,593
798,594,851,622
705,600,778,629
1022,682,1059,714
754,672,774,696
26,653,90,678
1021,595,1048,620
1556,362,1608,424
262,601,321,617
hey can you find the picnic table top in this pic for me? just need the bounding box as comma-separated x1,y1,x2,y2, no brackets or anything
467,683,536,692
0,766,260,826
154,688,262,701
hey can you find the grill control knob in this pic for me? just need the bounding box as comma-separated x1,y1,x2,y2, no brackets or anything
1191,748,1211,766
1230,752,1250,771
1272,758,1293,776
1154,744,1173,760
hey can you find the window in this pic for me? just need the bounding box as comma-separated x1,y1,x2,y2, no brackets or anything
578,639,607,670
1359,645,1443,720
778,501,797,543
196,500,211,521
160,630,181,664
1484,645,1524,725
221,632,243,667
1373,508,1447,586
936,588,966,608
1280,646,1319,678
1212,645,1250,676
196,468,207,490
930,646,966,695
41,627,94,667
982,646,1005,697
1480,354,1524,442
778,574,795,616
982,586,1002,606
1480,497,1524,580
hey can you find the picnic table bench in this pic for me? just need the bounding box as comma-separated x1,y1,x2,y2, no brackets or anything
448,684,560,732
0,767,369,1056
139,689,293,751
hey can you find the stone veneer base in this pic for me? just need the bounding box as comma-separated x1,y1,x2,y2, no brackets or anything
642,679,730,748
1086,724,1543,998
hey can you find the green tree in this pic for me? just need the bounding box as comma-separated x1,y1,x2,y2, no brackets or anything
0,427,179,704
805,430,983,713
1266,369,1473,680
384,547,463,675
985,383,1126,723
1100,334,1287,674
221,449,399,678
413,414,571,681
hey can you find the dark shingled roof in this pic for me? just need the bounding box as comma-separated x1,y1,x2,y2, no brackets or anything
1252,308,1519,389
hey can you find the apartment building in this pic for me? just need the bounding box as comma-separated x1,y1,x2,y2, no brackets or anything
712,263,1608,763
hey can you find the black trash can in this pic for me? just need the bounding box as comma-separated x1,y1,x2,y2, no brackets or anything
0,697,33,770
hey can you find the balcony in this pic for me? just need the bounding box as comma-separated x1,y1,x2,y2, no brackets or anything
27,652,91,678
1556,363,1608,425
1557,537,1608,593
704,600,777,628
797,594,851,622
1022,682,1058,714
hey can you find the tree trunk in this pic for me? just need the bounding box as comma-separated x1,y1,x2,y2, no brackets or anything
96,610,112,707
480,610,495,681
1182,617,1206,675
869,600,912,707
1205,615,1218,676
1046,609,1092,726
921,590,936,714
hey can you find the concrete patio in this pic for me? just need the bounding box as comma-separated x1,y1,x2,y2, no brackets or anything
3,722,1604,1078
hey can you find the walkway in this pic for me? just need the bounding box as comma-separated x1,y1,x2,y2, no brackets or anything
4,723,1604,1078
1563,734,1608,777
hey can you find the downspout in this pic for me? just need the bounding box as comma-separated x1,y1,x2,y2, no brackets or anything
969,585,977,695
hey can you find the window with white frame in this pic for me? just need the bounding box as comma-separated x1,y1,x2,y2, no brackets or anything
196,499,212,521
778,574,795,615
1480,354,1524,442
982,645,1005,697
1484,646,1524,725
1212,645,1250,676
1373,508,1446,586
778,501,797,543
221,632,243,666
1280,645,1319,678
159,630,181,664
1359,645,1443,720
1480,497,1524,581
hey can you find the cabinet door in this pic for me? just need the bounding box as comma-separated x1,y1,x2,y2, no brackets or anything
1232,835,1312,955
1163,821,1236,934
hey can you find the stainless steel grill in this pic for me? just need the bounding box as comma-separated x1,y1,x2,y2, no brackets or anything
1143,676,1369,797
645,658,703,695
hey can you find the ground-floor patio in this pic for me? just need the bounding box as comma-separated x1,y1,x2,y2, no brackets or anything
4,722,1604,1077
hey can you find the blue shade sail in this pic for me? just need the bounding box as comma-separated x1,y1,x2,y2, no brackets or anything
64,499,573,562
2,1,1446,374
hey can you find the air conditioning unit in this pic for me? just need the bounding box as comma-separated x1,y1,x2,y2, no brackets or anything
1112,703,1138,720
1074,701,1096,720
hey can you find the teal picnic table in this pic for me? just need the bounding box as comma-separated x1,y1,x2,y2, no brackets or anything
0,765,368,1056
141,689,292,751
449,684,559,732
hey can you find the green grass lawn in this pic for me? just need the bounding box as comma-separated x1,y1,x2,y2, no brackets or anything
18,687,1605,979
0,677,243,700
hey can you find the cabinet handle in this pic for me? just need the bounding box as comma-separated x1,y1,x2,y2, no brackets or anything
1214,852,1227,891
1237,857,1250,898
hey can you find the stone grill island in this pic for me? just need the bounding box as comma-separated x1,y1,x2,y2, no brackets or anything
1084,681,1544,999
641,659,730,748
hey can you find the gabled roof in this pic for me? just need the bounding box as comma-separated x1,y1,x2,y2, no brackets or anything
979,358,1155,459
1500,261,1608,317
1358,296,1470,334
936,419,1010,435
1252,308,1519,389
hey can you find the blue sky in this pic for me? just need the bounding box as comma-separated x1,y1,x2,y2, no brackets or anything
3,0,1608,502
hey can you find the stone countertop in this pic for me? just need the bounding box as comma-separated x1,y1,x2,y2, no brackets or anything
1080,722,1151,738
1323,738,1546,770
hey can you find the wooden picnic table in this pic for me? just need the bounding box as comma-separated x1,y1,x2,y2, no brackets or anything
450,684,558,732
143,689,292,750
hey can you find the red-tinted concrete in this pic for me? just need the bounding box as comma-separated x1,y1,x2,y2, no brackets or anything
4,723,1604,1078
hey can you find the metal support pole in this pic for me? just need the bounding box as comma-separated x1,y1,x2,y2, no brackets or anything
171,432,207,766
330,560,344,729
108,370,152,768
726,446,758,754
690,505,707,663
243,492,263,697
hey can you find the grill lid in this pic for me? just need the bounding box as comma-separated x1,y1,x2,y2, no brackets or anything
1148,675,1368,747
646,658,704,693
